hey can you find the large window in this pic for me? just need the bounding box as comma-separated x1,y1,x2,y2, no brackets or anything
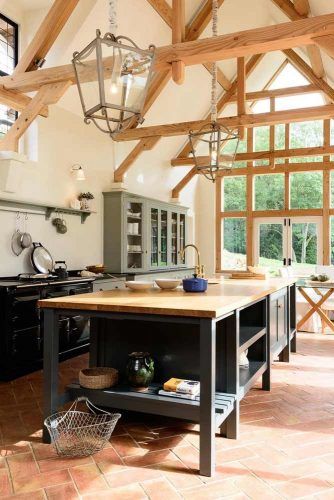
290,172,323,209
223,176,246,211
0,13,18,138
254,174,284,211
222,218,246,270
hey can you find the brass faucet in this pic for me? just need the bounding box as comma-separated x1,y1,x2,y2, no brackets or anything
179,244,205,278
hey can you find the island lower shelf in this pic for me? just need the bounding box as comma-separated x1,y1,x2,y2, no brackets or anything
68,382,236,426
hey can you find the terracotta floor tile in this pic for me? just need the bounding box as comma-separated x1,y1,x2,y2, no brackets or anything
93,446,125,474
110,435,142,457
123,449,178,468
70,463,108,494
0,469,12,496
45,482,80,499
141,477,180,499
84,483,147,499
181,478,240,499
105,466,162,488
3,491,45,499
7,451,39,480
13,469,71,494
273,475,333,499
38,455,93,473
152,459,202,489
234,473,283,499
172,445,199,471
31,442,57,461
139,434,188,452
216,446,255,464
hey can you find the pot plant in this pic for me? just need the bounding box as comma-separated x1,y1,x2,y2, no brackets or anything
78,192,94,211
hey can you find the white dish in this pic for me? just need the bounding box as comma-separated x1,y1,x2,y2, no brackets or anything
125,280,153,290
155,278,182,290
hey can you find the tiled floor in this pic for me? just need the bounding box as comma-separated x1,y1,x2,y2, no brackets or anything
0,333,334,499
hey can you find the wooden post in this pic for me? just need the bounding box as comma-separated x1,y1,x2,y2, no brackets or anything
269,97,275,169
237,57,246,140
323,119,331,265
216,177,222,271
246,128,254,267
172,0,185,85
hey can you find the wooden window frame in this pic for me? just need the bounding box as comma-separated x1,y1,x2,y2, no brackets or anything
0,13,19,77
216,117,333,272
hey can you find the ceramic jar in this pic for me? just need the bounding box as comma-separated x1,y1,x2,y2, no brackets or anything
126,352,154,391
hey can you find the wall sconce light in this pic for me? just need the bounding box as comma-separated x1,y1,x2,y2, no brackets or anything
70,164,86,181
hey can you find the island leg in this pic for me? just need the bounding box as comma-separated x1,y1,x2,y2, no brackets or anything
199,318,216,477
43,309,60,443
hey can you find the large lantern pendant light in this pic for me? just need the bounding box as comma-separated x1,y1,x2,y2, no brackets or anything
72,0,155,138
188,0,239,182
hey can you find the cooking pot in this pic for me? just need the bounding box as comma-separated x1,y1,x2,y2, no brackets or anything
182,276,208,293
54,261,68,279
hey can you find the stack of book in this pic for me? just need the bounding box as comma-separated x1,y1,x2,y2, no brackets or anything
158,378,200,400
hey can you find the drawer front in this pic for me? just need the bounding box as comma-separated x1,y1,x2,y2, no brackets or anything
277,294,287,342
270,299,278,346
11,327,41,364
93,280,126,292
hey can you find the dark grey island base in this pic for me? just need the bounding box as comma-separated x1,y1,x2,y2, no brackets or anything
41,279,296,477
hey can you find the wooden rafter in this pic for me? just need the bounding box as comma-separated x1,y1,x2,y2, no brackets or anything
115,99,334,142
172,0,185,84
237,57,246,140
171,144,334,166
14,0,80,74
0,81,71,152
283,48,334,102
0,86,48,117
271,0,325,78
228,84,319,102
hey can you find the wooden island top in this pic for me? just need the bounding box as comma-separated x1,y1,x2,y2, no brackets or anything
38,277,296,318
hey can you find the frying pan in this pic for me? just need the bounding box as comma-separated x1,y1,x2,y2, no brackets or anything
31,242,54,274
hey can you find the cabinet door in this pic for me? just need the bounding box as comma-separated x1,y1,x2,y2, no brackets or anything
170,211,178,267
150,206,159,268
160,209,168,267
277,292,287,343
125,199,146,271
270,298,278,348
178,212,186,265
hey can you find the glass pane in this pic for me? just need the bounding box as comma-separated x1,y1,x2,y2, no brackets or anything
289,120,323,148
254,174,284,210
151,208,158,267
160,210,168,266
258,223,283,273
126,202,143,269
222,218,246,270
171,213,177,265
291,222,317,273
290,172,323,209
275,124,285,150
0,16,17,75
179,214,186,264
254,126,269,152
223,176,246,211
331,217,334,265
331,172,334,209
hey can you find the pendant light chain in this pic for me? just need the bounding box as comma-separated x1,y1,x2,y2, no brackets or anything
210,0,218,122
108,0,118,36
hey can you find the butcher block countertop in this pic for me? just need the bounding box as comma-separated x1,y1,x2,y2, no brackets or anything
38,277,296,319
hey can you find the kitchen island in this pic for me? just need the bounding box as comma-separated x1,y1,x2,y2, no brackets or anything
39,277,296,477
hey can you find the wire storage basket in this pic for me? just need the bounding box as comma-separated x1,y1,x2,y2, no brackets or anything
44,397,121,457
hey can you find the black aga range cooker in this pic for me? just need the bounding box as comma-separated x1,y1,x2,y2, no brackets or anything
0,275,93,380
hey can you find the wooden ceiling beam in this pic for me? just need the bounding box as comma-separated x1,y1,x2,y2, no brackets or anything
114,103,334,142
294,0,310,16
172,0,186,84
0,81,71,152
14,0,80,74
146,0,173,27
228,83,319,101
283,48,334,102
271,0,325,78
0,86,48,117
171,144,334,166
4,13,334,93
153,13,334,72
185,0,225,41
237,57,246,140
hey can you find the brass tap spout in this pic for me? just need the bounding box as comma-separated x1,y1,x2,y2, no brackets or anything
179,244,205,278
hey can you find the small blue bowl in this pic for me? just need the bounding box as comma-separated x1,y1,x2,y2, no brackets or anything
182,277,208,293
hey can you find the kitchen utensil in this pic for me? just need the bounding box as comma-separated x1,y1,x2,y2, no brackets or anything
54,261,68,279
31,242,54,274
86,265,106,274
155,278,181,290
11,213,23,256
20,213,32,249
126,352,154,392
125,281,153,291
57,216,67,234
182,276,208,293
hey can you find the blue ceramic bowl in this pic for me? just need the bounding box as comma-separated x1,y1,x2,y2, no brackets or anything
182,277,208,293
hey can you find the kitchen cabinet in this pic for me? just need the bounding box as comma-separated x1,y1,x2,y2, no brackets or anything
93,278,126,292
103,191,188,273
269,287,288,358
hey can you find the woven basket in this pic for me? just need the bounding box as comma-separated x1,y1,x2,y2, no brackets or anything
79,367,118,390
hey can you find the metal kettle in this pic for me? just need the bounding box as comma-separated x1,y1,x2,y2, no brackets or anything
53,261,68,279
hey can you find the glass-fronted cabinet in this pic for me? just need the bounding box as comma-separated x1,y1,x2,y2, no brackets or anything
103,191,188,273
149,207,168,269
126,200,144,270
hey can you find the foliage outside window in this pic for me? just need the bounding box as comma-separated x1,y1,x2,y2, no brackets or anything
223,130,247,168
290,172,323,209
0,13,18,138
223,176,246,211
331,171,334,209
222,218,246,269
289,120,323,164
331,217,334,265
254,174,284,211
253,126,270,166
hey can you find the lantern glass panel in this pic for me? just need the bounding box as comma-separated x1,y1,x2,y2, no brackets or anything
73,41,101,115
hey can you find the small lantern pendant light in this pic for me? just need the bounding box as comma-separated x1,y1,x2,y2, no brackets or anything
72,0,155,138
188,0,239,182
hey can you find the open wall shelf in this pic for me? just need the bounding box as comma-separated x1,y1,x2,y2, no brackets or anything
0,197,96,224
